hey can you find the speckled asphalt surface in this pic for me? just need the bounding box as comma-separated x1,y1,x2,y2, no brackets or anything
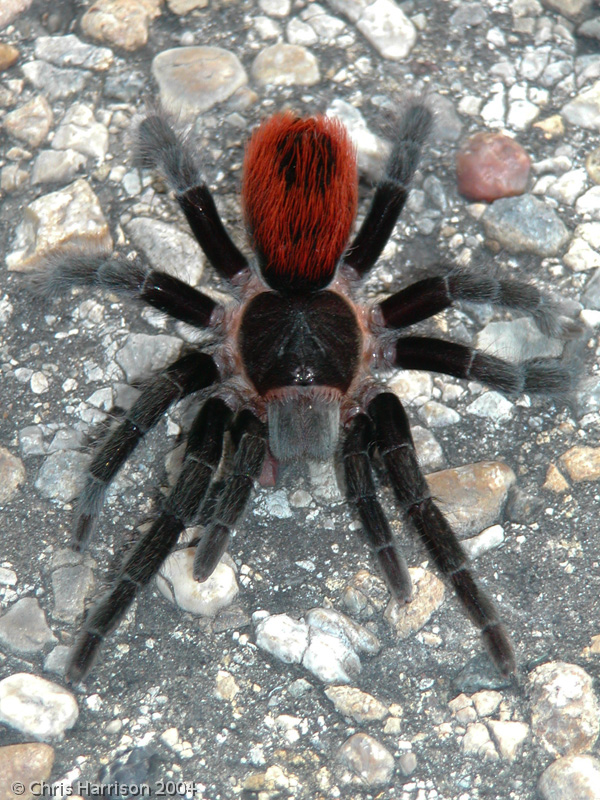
1,1,600,798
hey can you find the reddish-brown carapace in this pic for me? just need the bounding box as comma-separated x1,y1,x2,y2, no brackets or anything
242,113,358,293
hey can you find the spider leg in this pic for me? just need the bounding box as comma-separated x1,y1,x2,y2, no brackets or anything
344,103,432,277
368,392,515,675
193,409,267,581
74,351,219,550
342,412,413,604
137,114,249,281
393,336,575,396
66,397,232,682
377,270,580,339
32,248,217,328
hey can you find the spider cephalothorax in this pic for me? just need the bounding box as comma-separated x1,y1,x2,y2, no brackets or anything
36,103,578,682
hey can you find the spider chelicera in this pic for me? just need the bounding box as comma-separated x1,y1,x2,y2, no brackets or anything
37,103,577,682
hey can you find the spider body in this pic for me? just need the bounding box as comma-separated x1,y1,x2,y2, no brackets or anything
37,103,578,683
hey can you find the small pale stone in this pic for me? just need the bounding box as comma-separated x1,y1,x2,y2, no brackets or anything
538,754,600,800
462,722,495,756
255,613,309,664
34,34,114,71
2,95,53,148
356,0,417,60
126,218,204,285
462,524,505,559
0,43,19,70
562,79,600,130
482,194,570,256
543,463,570,492
529,661,600,756
472,690,502,717
325,686,388,723
533,115,565,139
456,132,531,202
466,391,514,423
302,630,361,683
7,179,112,272
167,0,208,13
0,743,55,800
156,549,238,616
81,0,161,51
337,733,394,787
306,607,380,655
0,598,57,655
384,567,445,639
576,186,600,217
586,147,600,184
0,446,26,503
487,719,529,761
251,44,319,86
426,461,516,537
215,670,239,701
30,371,49,394
34,450,88,502
0,673,78,740
559,446,600,482
52,103,109,162
32,149,87,184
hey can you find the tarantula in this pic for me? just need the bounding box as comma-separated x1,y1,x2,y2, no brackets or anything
36,103,576,682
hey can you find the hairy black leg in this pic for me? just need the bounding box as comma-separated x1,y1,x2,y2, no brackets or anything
344,104,432,277
193,410,267,581
367,392,515,675
74,352,219,549
394,336,574,396
342,413,412,604
32,247,217,328
67,398,232,682
378,270,580,339
137,114,248,281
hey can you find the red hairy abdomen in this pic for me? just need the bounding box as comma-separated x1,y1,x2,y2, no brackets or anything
242,113,358,293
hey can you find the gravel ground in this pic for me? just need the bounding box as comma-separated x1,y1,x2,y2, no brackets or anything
1,1,600,798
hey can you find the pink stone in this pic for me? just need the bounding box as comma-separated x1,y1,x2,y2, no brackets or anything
456,132,531,202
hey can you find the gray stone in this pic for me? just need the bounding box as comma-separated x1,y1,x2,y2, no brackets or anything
562,80,600,130
125,218,204,286
34,450,89,502
34,33,113,70
51,564,95,623
582,269,600,308
32,149,87,185
0,598,57,655
22,61,89,101
52,104,109,162
482,194,570,256
115,333,182,382
476,317,564,362
0,0,33,29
